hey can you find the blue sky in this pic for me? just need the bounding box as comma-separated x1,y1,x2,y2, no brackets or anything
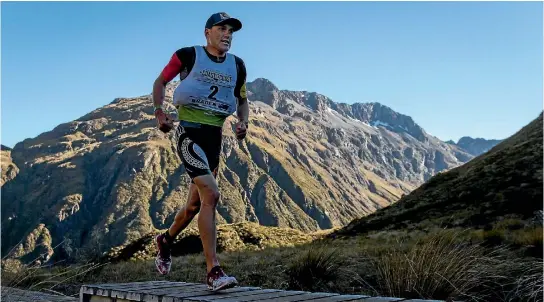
2,1,542,148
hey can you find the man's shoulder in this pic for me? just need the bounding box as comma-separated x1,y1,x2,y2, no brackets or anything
231,53,245,64
175,46,197,56
173,46,198,66
231,54,246,72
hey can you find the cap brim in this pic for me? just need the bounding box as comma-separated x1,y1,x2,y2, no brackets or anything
214,18,242,32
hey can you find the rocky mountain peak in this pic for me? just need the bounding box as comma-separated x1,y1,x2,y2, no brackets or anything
245,78,281,108
448,136,503,156
365,102,427,142
247,78,279,93
457,136,501,145
245,78,427,142
304,92,332,112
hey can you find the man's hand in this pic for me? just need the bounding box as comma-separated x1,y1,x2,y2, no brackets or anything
155,108,173,133
235,121,248,140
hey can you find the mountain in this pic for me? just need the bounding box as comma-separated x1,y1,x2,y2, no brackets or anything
446,136,503,156
247,78,476,179
335,112,543,237
1,78,475,263
248,79,429,142
1,145,19,187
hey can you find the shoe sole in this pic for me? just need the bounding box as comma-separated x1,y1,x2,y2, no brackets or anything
208,280,238,292
155,258,170,275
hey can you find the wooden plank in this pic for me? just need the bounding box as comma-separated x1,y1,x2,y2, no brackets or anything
87,297,134,302
402,300,445,302
177,287,259,302
88,296,115,302
151,283,214,301
197,290,310,302
87,297,132,302
85,284,176,297
125,282,192,290
155,283,210,293
110,289,138,301
185,289,284,301
297,294,372,302
166,286,262,302
256,292,340,302
137,284,228,300
80,281,182,297
85,281,172,289
358,297,406,301
94,288,111,297
81,283,204,302
137,285,208,295
124,283,207,296
174,288,300,302
80,286,96,295
93,281,189,291
81,282,203,302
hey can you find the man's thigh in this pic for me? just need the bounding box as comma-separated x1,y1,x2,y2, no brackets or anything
175,123,221,182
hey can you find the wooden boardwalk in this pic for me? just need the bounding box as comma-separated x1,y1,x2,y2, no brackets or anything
79,281,446,302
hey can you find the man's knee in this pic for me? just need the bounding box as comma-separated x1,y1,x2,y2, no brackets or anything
193,173,220,207
186,203,201,215
202,189,220,207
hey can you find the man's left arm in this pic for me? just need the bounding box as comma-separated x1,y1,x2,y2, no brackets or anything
237,84,249,126
234,56,249,139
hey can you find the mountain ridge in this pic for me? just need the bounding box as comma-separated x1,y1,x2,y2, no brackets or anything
446,136,503,156
1,77,496,264
1,146,19,187
334,111,543,237
247,78,430,143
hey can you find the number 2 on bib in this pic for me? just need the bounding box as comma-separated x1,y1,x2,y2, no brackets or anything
208,85,219,99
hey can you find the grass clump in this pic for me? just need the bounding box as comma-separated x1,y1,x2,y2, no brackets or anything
3,228,542,302
285,245,343,292
364,229,543,301
370,230,499,300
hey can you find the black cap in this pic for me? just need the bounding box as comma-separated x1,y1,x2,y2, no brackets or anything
205,12,242,32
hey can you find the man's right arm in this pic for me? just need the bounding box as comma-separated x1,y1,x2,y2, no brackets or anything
153,52,183,110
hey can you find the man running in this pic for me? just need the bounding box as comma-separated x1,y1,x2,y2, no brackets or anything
150,12,249,292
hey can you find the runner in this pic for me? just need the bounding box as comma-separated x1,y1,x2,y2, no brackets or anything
150,12,248,292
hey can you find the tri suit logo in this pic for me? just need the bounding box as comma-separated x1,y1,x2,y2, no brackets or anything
199,69,233,86
189,96,231,114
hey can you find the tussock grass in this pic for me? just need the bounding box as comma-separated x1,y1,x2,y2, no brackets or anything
369,230,508,300
2,228,542,301
477,224,543,258
285,245,343,292
1,239,105,298
504,259,543,302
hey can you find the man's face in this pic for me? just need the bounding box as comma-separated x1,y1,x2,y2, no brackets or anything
207,24,234,53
